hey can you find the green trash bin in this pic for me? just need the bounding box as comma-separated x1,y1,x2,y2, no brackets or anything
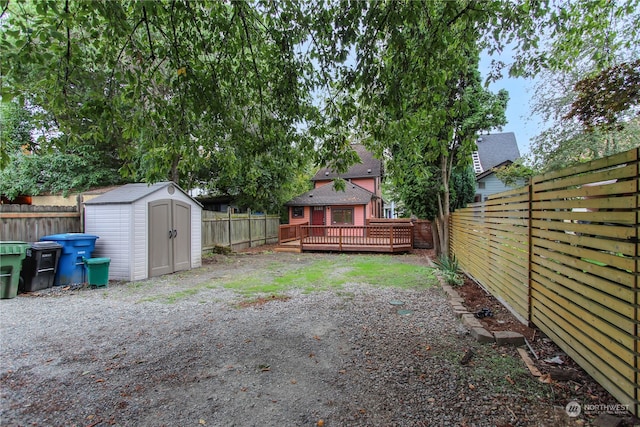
0,241,30,299
84,257,110,287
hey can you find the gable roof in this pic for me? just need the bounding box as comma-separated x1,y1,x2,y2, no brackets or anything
475,160,513,180
285,183,375,206
84,181,202,206
476,132,520,172
312,144,382,181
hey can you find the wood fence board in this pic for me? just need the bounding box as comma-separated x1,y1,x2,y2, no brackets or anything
534,245,635,288
486,230,529,250
486,185,531,199
533,284,636,355
533,164,636,193
532,228,636,256
482,216,530,227
533,150,637,184
532,236,636,272
533,195,636,210
531,210,636,224
531,261,635,319
531,297,635,381
531,305,636,402
532,179,637,201
481,202,530,212
531,271,636,337
533,255,635,312
531,219,636,240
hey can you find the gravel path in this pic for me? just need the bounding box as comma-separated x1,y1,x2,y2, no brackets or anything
1,252,574,426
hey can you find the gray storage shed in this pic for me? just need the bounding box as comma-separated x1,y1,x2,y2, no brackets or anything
84,182,202,281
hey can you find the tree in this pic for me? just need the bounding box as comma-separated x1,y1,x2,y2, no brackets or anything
564,59,640,131
0,101,35,168
1,0,318,210
508,1,640,172
321,1,510,255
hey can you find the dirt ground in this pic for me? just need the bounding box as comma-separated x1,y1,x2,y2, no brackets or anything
0,248,635,427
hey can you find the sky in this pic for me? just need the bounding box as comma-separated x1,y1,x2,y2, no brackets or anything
479,54,542,158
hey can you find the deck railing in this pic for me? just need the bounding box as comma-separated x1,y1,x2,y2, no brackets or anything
278,222,309,243
300,224,413,252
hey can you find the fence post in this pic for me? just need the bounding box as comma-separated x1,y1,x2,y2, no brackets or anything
527,181,534,327
227,207,232,248
635,147,639,417
248,208,252,248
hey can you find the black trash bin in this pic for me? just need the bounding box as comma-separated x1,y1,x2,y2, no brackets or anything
20,241,63,292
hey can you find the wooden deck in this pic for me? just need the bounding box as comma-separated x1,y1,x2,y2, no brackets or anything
277,223,414,253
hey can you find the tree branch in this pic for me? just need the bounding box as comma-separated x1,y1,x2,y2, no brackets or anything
63,0,71,95
142,5,156,62
237,3,265,138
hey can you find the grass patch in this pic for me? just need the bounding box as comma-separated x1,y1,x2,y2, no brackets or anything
222,254,437,297
137,254,438,304
443,346,551,398
344,256,436,289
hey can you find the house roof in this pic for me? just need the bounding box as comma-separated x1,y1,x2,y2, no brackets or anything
312,144,382,181
475,160,513,180
476,132,520,172
285,183,375,206
84,181,203,207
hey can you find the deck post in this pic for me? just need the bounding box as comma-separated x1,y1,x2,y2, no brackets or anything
339,226,343,251
390,225,394,251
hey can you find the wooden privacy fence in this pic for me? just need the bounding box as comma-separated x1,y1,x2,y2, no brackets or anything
0,205,81,242
201,210,280,251
2,205,280,253
450,147,639,417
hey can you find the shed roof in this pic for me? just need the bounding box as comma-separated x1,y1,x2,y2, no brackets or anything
83,182,202,207
476,132,520,172
285,182,375,206
312,144,382,181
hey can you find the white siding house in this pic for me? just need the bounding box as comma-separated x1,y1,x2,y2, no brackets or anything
475,168,527,201
84,182,202,282
472,132,524,201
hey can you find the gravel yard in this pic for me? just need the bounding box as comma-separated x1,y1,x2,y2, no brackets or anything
0,250,614,426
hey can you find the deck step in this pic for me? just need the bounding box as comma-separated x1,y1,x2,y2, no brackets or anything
274,246,302,253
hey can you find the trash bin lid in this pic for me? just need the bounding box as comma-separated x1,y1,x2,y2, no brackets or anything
40,233,99,241
84,257,111,265
0,241,30,255
31,241,63,250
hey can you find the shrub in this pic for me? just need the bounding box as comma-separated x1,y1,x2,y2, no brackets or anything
433,254,463,286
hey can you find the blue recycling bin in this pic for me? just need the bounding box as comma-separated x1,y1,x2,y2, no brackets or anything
40,234,99,286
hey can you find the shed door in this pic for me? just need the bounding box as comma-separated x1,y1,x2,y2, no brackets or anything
149,199,191,277
172,200,191,272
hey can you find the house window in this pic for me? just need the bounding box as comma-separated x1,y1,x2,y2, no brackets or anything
332,208,354,225
292,206,304,218
478,182,486,189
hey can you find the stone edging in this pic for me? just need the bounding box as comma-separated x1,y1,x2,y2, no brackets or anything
441,284,525,346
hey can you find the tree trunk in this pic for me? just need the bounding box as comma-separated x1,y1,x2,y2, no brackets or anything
169,155,180,183
431,221,441,255
437,154,451,257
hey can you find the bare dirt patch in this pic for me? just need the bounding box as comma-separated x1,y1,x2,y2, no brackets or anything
456,276,534,341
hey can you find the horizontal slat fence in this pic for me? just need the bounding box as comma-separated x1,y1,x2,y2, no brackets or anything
450,185,530,323
201,210,280,251
451,147,639,417
0,205,81,242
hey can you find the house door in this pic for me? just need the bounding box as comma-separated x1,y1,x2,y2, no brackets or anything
149,200,191,277
311,206,325,236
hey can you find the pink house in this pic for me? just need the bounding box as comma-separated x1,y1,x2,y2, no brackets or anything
285,144,384,227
